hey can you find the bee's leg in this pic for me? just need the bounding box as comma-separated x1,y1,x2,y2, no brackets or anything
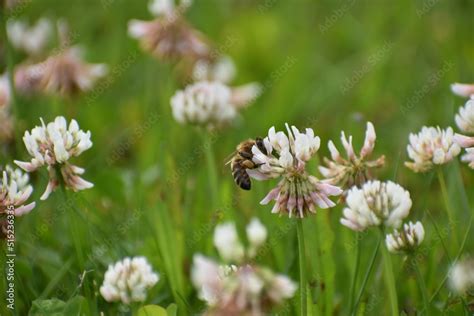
239,151,253,159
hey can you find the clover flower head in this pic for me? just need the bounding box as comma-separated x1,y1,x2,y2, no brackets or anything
455,98,474,134
385,221,424,253
246,218,268,249
128,0,208,62
7,18,52,56
454,134,474,169
193,56,236,84
248,124,342,218
28,46,107,97
100,256,159,304
451,83,474,98
191,254,296,316
171,81,258,128
449,257,474,295
14,116,93,200
148,0,192,17
320,122,385,189
214,222,245,263
341,180,412,231
405,126,460,173
1,165,36,216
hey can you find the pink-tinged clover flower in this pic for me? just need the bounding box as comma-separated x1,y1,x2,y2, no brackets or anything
248,124,342,218
0,165,36,216
319,122,385,190
14,116,93,200
405,126,460,173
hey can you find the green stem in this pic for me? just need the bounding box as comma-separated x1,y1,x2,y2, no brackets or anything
201,130,219,209
352,236,381,315
380,229,399,316
437,169,458,246
348,234,361,313
296,219,307,316
412,258,430,314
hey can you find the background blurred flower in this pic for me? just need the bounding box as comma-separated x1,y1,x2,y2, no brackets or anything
0,75,14,142
449,257,474,295
15,116,93,200
455,98,474,134
100,256,159,304
249,124,342,218
128,0,208,62
0,165,36,216
385,221,424,253
213,222,245,263
171,81,254,127
341,180,412,231
27,46,108,97
7,18,52,56
191,254,296,316
192,56,236,84
451,83,474,98
405,126,460,173
320,122,385,190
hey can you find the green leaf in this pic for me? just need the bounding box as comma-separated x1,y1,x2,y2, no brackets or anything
166,303,178,316
29,298,66,316
137,305,168,316
63,296,87,315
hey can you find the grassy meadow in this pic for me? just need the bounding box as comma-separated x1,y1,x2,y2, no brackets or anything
1,0,474,315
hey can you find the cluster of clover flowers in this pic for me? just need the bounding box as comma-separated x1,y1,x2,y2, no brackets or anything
2,0,474,314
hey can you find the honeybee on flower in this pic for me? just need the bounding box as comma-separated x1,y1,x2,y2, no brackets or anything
230,124,342,218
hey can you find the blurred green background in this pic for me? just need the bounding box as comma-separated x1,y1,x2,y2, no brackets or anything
1,0,473,315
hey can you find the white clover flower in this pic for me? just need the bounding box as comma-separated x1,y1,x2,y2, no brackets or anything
341,180,412,231
455,98,474,134
191,254,296,315
248,124,342,218
451,83,474,98
320,122,385,189
193,56,236,84
7,18,52,56
100,256,159,304
449,257,474,295
213,222,245,263
246,218,267,249
454,134,474,169
14,116,93,200
23,46,107,97
405,126,461,173
1,165,36,216
171,81,258,128
385,221,424,253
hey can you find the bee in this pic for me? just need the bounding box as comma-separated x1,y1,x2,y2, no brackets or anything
229,137,267,190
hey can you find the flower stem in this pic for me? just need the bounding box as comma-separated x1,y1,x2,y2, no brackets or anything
348,234,361,313
380,229,399,316
436,169,458,246
201,129,219,209
412,258,430,314
296,219,307,316
352,236,381,316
